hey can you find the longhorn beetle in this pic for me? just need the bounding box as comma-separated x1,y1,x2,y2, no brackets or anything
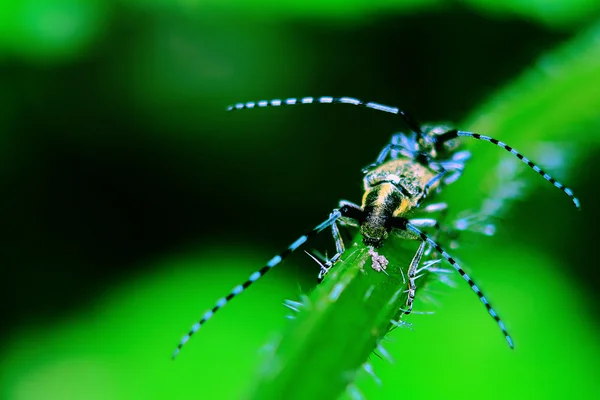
172,96,580,359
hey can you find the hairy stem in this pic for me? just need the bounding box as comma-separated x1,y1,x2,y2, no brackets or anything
247,236,429,399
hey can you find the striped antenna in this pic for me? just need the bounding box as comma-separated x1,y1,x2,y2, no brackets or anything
227,96,422,134
228,96,579,209
172,210,341,359
433,129,580,209
454,131,580,209
400,220,514,349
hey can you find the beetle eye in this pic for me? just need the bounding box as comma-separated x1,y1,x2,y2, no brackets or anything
443,138,459,152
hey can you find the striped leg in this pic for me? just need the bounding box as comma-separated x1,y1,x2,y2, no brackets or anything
172,210,342,359
404,256,443,315
400,218,440,314
416,150,471,207
420,202,448,214
393,218,514,349
453,213,496,237
403,240,426,315
390,132,419,161
316,215,346,281
415,171,447,208
362,132,422,173
361,141,415,173
440,169,462,186
436,151,470,186
406,218,439,230
453,131,580,209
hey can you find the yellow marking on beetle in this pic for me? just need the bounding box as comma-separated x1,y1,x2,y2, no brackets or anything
357,158,441,248
393,198,412,217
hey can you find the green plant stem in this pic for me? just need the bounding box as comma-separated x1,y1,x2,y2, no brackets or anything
247,236,427,399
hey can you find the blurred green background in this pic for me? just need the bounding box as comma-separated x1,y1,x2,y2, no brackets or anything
1,0,600,399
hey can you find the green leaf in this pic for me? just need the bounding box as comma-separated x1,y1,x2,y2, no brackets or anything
0,0,109,62
459,0,600,29
247,235,433,399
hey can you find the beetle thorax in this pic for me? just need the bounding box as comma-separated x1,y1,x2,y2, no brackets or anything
360,183,404,247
